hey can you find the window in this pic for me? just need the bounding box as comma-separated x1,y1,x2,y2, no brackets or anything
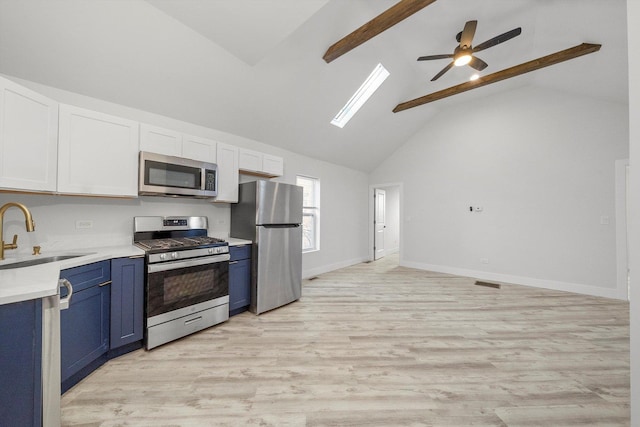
330,63,390,128
297,175,320,252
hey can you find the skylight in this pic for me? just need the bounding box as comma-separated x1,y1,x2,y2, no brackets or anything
331,63,390,128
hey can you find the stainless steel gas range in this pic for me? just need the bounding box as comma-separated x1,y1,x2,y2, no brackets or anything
134,216,229,349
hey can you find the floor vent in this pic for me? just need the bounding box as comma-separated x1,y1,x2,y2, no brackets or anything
308,276,319,281
475,281,501,289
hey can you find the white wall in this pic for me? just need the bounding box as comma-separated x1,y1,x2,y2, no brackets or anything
0,193,230,253
0,76,369,277
370,85,628,299
298,159,369,278
378,185,400,255
626,1,639,423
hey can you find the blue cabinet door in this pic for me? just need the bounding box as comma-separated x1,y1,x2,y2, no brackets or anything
0,299,43,427
110,257,144,349
60,261,111,392
229,258,251,315
60,285,110,384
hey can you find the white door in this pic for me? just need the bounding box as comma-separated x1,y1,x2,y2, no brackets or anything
374,188,386,260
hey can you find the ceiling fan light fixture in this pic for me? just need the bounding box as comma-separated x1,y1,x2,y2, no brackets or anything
469,73,480,81
454,53,472,67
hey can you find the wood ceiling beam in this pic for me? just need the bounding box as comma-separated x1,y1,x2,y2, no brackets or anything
393,43,602,112
323,0,438,63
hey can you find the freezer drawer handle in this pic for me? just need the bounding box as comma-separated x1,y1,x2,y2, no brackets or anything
58,278,73,310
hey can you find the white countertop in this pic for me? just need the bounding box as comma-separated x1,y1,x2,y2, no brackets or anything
226,237,252,246
0,245,144,306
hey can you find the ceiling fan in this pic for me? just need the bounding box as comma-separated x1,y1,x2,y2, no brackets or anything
417,20,522,81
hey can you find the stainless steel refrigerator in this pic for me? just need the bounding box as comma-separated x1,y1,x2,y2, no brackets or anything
231,180,303,314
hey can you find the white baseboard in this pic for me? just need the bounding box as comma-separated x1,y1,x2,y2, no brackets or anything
303,257,368,280
400,260,622,300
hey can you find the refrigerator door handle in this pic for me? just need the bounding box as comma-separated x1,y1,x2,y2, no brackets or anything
261,224,301,228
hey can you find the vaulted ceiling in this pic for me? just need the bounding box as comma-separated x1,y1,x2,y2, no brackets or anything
0,0,628,172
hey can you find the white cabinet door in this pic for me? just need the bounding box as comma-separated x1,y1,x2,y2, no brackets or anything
182,134,216,163
139,124,182,157
58,104,139,197
262,154,284,177
238,148,262,172
215,142,238,203
238,149,283,178
0,77,58,192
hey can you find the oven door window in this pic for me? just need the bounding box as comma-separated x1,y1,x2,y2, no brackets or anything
145,160,202,190
147,261,228,318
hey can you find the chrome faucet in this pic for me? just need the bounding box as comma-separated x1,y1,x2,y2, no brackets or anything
0,202,36,260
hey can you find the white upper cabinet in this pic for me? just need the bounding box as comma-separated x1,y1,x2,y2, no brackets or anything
182,134,217,164
238,148,283,178
215,142,239,203
262,153,284,177
139,124,182,157
238,149,262,172
58,104,139,197
140,124,217,163
0,76,58,192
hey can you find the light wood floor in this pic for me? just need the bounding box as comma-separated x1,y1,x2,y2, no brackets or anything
61,255,630,426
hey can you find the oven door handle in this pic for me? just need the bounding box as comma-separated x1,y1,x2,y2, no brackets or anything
148,254,230,273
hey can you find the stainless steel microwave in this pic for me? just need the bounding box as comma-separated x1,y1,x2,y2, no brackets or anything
139,151,218,198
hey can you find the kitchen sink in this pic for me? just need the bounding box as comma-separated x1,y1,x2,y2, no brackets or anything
0,254,92,270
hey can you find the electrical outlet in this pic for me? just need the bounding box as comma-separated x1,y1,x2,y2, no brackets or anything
480,257,489,264
75,220,93,229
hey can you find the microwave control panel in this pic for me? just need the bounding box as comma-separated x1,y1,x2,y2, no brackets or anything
204,170,217,191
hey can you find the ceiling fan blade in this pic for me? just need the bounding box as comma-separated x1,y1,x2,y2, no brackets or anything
459,20,477,48
468,56,488,71
417,54,454,61
431,62,454,81
473,27,522,53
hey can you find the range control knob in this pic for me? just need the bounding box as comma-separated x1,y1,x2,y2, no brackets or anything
208,248,214,254
160,253,167,261
171,252,178,259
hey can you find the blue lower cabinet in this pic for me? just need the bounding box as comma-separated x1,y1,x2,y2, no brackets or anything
60,260,111,393
0,299,43,427
229,245,251,316
110,257,144,350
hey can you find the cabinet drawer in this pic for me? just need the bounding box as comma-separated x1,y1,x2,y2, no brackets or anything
59,260,111,294
230,245,251,261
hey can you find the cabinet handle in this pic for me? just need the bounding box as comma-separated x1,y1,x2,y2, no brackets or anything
129,255,145,259
229,260,239,265
98,280,112,287
58,278,73,310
